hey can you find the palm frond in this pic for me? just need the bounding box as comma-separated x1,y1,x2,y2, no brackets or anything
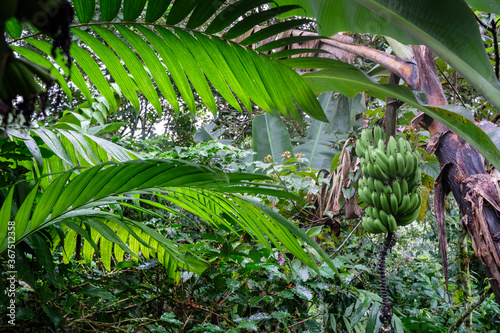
15,0,327,120
0,159,339,277
3,127,138,187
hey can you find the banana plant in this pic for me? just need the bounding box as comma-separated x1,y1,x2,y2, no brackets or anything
272,0,500,170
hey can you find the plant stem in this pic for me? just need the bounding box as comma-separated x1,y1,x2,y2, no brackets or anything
378,231,395,333
447,290,493,333
384,73,401,141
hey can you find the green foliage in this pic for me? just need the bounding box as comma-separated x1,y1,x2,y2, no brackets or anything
2,1,500,332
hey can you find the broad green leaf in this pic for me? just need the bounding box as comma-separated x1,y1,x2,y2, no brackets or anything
194,31,249,111
29,233,56,276
252,113,293,163
136,26,196,112
51,167,102,217
93,26,161,115
256,35,323,52
31,173,72,229
295,93,351,170
72,29,140,111
5,17,22,39
100,0,122,22
306,0,500,112
73,0,96,23
26,39,92,103
193,123,223,143
176,29,241,112
212,37,269,111
248,199,341,278
223,5,303,40
63,228,78,263
5,128,43,172
166,0,203,25
123,0,147,21
0,187,15,244
12,47,72,100
205,0,271,34
116,25,180,114
186,0,226,29
303,66,500,170
33,128,74,168
145,0,172,22
14,184,39,240
69,43,117,110
156,27,217,112
465,0,500,14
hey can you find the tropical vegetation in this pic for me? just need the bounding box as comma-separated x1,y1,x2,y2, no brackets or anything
0,0,500,332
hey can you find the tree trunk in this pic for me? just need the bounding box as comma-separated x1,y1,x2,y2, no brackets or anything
411,46,500,304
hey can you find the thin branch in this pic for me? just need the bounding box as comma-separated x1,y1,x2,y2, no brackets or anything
330,219,362,258
436,65,467,107
271,312,321,333
447,290,493,333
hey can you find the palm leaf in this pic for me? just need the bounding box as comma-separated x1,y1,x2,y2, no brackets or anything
0,159,339,276
17,0,327,121
4,127,139,183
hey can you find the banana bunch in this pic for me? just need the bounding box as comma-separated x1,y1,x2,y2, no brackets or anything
356,126,422,234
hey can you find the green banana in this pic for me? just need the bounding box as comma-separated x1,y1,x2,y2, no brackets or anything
374,148,390,172
387,214,397,232
359,186,373,206
374,179,385,193
379,193,391,214
361,165,368,177
366,162,376,179
397,209,420,226
373,164,389,181
406,192,422,215
384,184,392,196
373,218,388,233
398,193,410,215
366,176,375,191
373,126,384,146
371,191,381,208
388,154,397,176
377,138,385,152
392,180,402,204
386,136,397,156
390,193,399,215
358,177,366,189
404,140,412,153
362,217,380,233
397,137,407,155
361,128,372,147
370,207,381,221
404,151,415,177
379,209,389,228
356,140,366,157
401,179,409,195
396,153,406,178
